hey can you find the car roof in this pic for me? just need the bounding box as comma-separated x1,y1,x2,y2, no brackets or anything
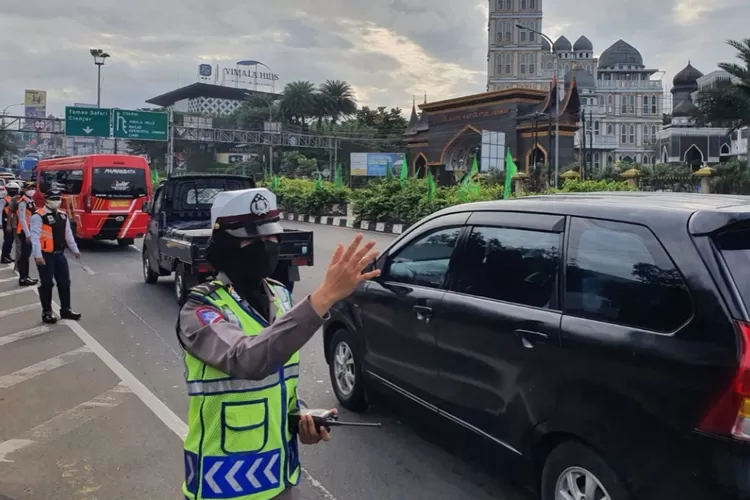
434,192,750,234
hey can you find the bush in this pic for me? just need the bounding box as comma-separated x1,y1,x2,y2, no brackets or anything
710,159,750,194
556,178,636,192
269,177,351,215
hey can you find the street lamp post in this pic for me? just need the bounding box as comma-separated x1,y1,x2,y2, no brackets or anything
517,25,560,187
1,103,23,128
90,49,110,154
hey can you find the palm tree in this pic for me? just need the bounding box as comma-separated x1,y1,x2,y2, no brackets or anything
317,80,357,124
694,38,750,131
280,81,317,126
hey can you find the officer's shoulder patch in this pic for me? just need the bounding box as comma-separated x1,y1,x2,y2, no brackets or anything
265,278,286,288
189,281,221,296
195,306,224,326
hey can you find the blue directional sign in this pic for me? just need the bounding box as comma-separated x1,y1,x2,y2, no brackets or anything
201,450,281,498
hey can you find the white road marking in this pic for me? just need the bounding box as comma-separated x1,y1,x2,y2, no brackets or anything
0,287,35,298
129,245,142,252
0,346,92,389
0,383,132,462
0,325,52,347
0,303,39,319
0,276,18,283
2,267,341,500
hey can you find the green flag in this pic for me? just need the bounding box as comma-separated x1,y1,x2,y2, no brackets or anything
271,175,280,191
335,162,344,188
504,149,518,200
315,172,323,191
151,170,160,185
427,170,436,202
458,156,481,201
385,160,393,179
399,154,408,185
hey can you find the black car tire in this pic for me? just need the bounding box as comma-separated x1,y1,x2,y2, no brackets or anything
328,328,368,412
142,248,159,284
541,441,633,500
175,263,190,305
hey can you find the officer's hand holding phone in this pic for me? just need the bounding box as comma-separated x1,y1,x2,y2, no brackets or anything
310,233,380,317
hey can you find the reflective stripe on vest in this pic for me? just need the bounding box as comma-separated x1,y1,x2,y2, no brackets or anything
182,280,300,500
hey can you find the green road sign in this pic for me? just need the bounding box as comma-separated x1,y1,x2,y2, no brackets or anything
113,109,168,141
65,107,111,137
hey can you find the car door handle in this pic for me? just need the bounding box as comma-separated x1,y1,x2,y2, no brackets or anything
413,305,432,323
514,329,549,349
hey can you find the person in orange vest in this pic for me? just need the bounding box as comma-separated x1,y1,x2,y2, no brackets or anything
16,182,39,286
30,188,82,324
0,182,18,263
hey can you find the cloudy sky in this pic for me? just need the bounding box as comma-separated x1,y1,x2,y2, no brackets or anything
0,0,747,118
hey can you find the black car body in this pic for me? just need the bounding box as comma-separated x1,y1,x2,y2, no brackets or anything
323,192,750,500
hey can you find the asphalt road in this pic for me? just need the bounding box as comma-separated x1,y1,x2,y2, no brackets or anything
3,221,531,500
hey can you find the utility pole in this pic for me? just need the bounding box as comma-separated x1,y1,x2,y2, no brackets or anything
90,49,110,154
166,108,174,177
581,109,587,178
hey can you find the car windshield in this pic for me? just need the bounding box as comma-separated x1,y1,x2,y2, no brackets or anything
91,167,148,198
715,228,750,310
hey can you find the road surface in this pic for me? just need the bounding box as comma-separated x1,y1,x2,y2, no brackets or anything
0,221,530,500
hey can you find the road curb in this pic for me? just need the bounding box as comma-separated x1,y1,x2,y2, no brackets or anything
280,212,409,235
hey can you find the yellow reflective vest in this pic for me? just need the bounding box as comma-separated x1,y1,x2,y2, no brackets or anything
181,279,299,500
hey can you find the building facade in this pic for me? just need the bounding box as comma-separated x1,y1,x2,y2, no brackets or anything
657,64,733,167
146,83,280,117
487,0,666,169
487,0,547,91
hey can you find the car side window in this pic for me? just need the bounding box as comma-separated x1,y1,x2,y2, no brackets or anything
454,226,561,309
385,227,462,289
565,217,692,332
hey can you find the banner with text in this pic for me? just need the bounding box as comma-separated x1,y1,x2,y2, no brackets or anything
350,152,406,177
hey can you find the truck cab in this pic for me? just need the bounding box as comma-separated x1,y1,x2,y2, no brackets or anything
141,174,313,304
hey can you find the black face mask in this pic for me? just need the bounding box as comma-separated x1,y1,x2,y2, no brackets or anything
237,238,280,279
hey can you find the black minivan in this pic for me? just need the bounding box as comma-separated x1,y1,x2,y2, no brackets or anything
322,192,750,500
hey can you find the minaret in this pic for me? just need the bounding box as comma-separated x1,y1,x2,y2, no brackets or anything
487,0,546,91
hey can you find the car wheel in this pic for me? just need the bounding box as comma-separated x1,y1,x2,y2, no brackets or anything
541,441,632,500
142,249,159,284
328,329,367,412
175,263,188,305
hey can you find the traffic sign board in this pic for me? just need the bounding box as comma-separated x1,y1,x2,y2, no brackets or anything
33,120,46,132
113,109,168,141
65,107,111,137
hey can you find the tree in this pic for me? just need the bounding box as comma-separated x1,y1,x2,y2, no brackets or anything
0,130,19,158
694,38,750,130
317,80,357,124
280,81,317,126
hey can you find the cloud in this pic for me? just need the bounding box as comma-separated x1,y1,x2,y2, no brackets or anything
0,0,746,121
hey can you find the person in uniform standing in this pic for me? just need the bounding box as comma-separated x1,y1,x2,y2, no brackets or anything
30,188,82,324
16,182,39,286
0,181,21,264
177,187,380,500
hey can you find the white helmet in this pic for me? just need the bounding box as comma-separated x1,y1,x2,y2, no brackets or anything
6,181,20,190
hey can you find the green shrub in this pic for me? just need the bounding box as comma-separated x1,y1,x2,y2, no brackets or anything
557,178,636,192
269,177,350,214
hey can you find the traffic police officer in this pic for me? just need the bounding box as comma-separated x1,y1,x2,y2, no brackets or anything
16,182,39,286
30,188,82,324
177,187,379,500
0,181,19,263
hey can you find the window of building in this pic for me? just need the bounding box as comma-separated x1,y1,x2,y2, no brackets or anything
520,28,527,43
529,0,536,8
564,218,692,332
629,95,636,114
594,152,601,168
594,121,600,135
528,53,535,74
643,124,649,143
504,21,512,42
521,0,527,8
651,125,657,143
505,0,513,9
607,154,614,165
528,21,536,41
629,124,635,144
454,226,561,309
386,227,462,289
620,95,627,114
651,96,658,114
643,95,649,114
621,124,627,143
520,53,527,73
585,152,591,164
606,123,613,135
505,53,513,74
